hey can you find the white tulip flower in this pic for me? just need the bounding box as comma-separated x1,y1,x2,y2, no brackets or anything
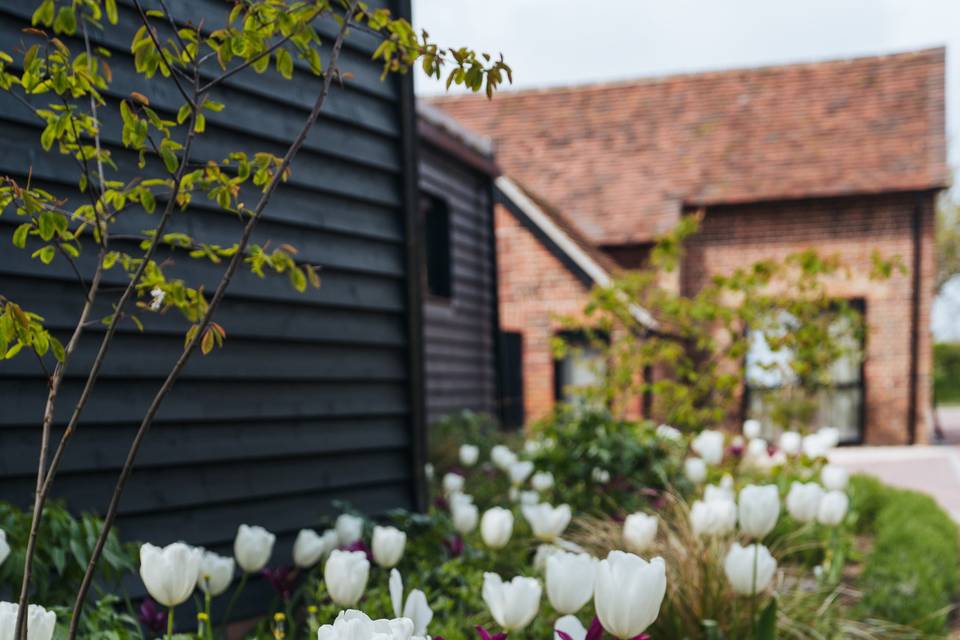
779,431,801,455
546,551,597,614
234,524,275,574
704,482,734,503
423,463,434,482
817,490,849,526
684,457,708,484
293,528,335,569
818,427,841,449
459,444,480,467
324,550,370,607
316,609,415,640
690,499,737,537
139,542,203,607
746,438,768,459
335,514,364,546
594,551,666,639
591,467,611,484
802,432,830,459
522,503,572,542
0,602,56,640
724,543,777,595
534,543,563,572
656,424,683,442
623,513,658,554
821,463,849,491
691,430,725,465
554,614,587,640
442,472,465,496
451,502,479,535
519,490,540,506
738,484,780,539
508,460,535,486
480,507,514,549
372,525,407,568
786,482,824,524
743,419,762,440
481,573,542,631
491,445,518,470
196,550,235,597
0,531,8,568
531,471,555,492
389,569,433,637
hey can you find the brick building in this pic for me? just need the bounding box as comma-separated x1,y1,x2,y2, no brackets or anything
434,49,948,445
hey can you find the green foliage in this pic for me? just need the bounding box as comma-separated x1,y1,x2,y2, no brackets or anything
0,297,65,362
934,342,960,405
851,475,960,634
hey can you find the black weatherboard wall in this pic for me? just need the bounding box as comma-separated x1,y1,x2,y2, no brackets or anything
0,0,423,608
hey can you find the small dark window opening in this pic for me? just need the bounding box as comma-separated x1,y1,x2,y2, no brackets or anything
422,194,452,299
499,331,525,430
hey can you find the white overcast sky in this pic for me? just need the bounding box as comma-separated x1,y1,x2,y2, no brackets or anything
412,0,960,340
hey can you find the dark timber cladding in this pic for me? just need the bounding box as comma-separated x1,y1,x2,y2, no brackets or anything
0,0,422,613
418,109,499,425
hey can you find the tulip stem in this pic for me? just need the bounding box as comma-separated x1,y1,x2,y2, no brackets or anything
750,545,759,639
221,572,249,635
166,607,174,640
204,590,213,640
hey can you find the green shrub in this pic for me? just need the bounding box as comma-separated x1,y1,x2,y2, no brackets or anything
852,475,960,634
934,342,960,404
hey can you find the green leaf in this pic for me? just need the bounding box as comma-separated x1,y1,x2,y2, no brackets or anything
757,597,777,640
32,245,56,264
176,102,191,124
49,336,65,362
53,6,77,35
276,48,293,79
104,0,119,25
160,147,178,173
12,223,31,248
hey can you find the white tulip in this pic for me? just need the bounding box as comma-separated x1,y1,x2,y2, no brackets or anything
491,445,518,470
0,531,8,567
324,550,370,607
786,482,824,524
389,569,433,636
738,484,780,539
623,513,658,553
524,439,544,455
743,419,762,440
0,602,56,640
336,514,364,546
459,444,480,467
534,543,563,572
779,431,801,455
508,460,535,486
656,424,682,441
519,490,540,506
591,467,611,484
372,526,407,568
554,614,587,640
522,503,572,542
234,525,275,573
817,490,849,526
594,551,666,639
684,457,707,484
451,502,479,534
746,438,768,459
724,543,777,595
802,432,830,459
293,529,335,569
481,573,542,631
690,499,737,537
442,472,465,496
691,430,724,465
531,471,555,492
704,482,733,503
546,552,597,614
139,542,202,607
818,427,841,449
423,463,434,482
316,609,415,640
480,507,514,549
821,463,849,491
196,550,235,596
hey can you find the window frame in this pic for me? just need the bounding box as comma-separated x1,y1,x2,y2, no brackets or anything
420,193,453,301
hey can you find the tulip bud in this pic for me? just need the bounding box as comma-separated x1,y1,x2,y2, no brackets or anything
324,550,370,607
316,609,414,639
491,445,518,470
531,471,555,492
724,543,777,595
821,463,849,491
451,502,479,535
234,525,275,574
594,550,666,638
785,482,824,524
533,543,563,572
480,507,514,549
482,573,542,631
554,614,587,640
704,482,733,503
817,490,849,526
546,552,597,614
423,462,434,482
508,460,534,486
738,484,780,539
690,499,737,537
293,528,335,569
442,472,465,495
372,525,407,568
388,569,434,637
691,429,724,465
139,542,203,607
335,514,364,546
522,503,572,542
196,550,235,597
779,431,801,455
743,419,762,440
818,427,841,449
623,512,657,553
656,424,682,441
459,444,480,466
684,457,707,484
0,602,56,640
0,530,9,567
519,490,540,506
802,432,830,459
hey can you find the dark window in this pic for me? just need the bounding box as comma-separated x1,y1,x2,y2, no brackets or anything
499,331,525,430
421,194,452,299
744,300,865,444
554,331,607,408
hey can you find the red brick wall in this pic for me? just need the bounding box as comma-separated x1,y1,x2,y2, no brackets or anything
682,192,936,444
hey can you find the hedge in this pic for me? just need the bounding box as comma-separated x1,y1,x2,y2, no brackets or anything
934,342,960,405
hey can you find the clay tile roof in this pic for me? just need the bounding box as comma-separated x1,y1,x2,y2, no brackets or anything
431,48,948,245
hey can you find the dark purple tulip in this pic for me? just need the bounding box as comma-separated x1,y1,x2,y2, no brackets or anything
138,597,167,634
585,616,605,640
341,539,373,562
262,565,297,600
726,443,744,458
443,534,464,558
475,626,508,640
434,495,450,511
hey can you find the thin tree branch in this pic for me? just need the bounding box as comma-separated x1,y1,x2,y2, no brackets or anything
197,32,295,94
66,5,359,635
131,0,196,110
